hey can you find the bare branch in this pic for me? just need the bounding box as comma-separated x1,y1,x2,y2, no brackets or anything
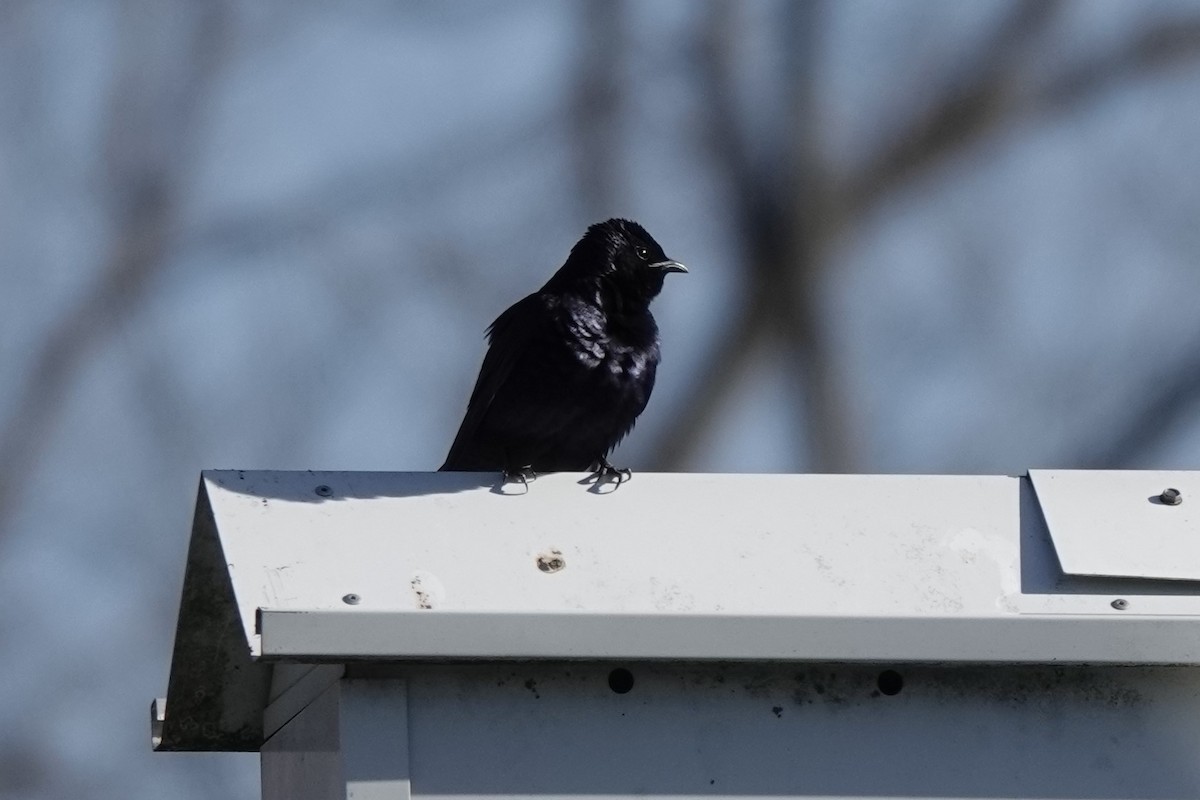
642,1,763,470
1072,342,1200,469
1034,16,1200,113
648,1,864,472
845,0,1062,218
0,2,232,541
846,8,1200,220
647,2,860,471
180,113,557,259
693,0,756,201
646,303,768,470
569,0,625,217
773,0,863,472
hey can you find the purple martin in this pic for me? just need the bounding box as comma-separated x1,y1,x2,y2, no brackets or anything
440,218,686,483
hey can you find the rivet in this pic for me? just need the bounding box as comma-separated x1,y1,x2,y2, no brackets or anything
1160,488,1182,505
1111,598,1128,610
315,484,333,497
342,593,361,605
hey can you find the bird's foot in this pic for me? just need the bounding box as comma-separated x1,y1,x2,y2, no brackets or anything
502,465,538,487
589,457,632,485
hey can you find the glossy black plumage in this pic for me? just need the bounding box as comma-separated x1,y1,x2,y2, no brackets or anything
440,218,686,476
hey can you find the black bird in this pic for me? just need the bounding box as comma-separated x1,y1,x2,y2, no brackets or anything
440,218,686,482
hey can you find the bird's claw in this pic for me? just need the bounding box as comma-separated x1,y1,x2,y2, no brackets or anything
503,466,538,486
590,459,632,485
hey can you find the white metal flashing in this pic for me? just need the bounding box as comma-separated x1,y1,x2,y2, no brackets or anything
256,608,1200,664
1030,469,1200,581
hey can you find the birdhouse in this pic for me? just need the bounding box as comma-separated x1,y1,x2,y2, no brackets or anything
154,470,1200,799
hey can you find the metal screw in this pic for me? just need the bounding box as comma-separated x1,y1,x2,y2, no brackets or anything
315,484,333,497
1111,598,1129,610
342,593,361,605
1160,488,1182,505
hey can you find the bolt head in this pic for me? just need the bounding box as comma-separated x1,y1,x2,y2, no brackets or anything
342,593,361,605
1160,488,1182,505
1111,598,1129,610
315,484,333,497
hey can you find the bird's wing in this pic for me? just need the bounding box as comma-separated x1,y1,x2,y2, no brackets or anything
440,293,544,470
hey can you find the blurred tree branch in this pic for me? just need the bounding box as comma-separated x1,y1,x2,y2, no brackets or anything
180,115,556,259
647,1,766,470
651,0,851,471
845,0,1061,219
1075,344,1200,469
649,2,1200,472
570,0,625,218
848,6,1200,220
0,2,231,541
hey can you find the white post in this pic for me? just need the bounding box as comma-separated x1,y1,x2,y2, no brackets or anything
262,679,409,800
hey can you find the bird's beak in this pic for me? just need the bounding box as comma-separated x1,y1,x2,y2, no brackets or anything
650,260,688,274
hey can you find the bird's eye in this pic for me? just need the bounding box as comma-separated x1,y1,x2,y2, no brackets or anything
635,246,649,260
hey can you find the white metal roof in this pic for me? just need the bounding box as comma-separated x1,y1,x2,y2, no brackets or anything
155,469,1200,751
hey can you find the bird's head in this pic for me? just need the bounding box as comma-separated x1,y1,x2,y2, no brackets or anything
550,218,687,304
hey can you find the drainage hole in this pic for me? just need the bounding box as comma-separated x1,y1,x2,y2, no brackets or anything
608,668,635,694
877,670,904,696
